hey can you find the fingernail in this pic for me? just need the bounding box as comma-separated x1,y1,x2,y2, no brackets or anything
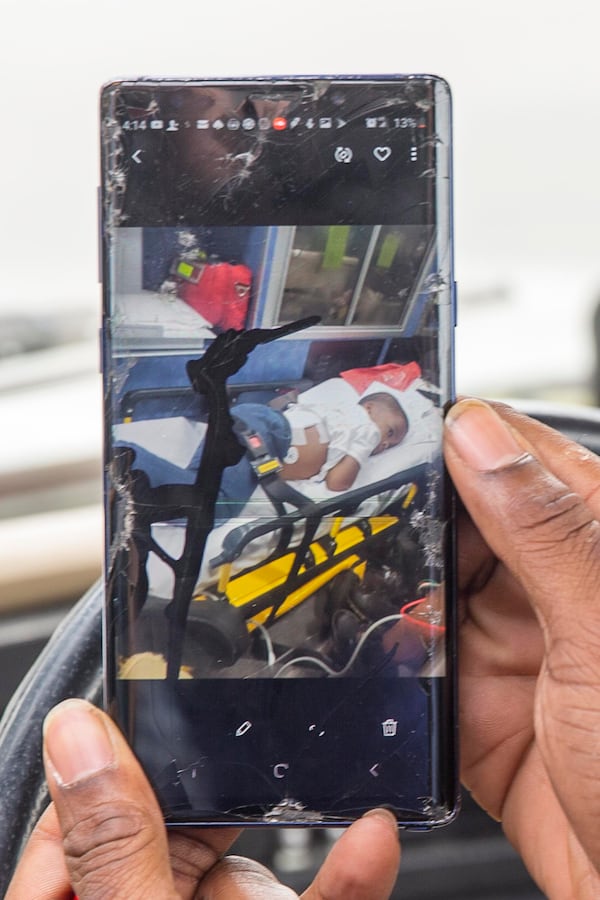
445,399,527,472
43,699,115,787
362,807,399,831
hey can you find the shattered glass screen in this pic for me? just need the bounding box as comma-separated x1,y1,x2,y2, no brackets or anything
101,78,456,826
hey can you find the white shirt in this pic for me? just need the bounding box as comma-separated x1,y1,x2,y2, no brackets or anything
283,396,381,481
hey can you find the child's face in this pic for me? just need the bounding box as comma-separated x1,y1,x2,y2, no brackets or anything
364,402,408,454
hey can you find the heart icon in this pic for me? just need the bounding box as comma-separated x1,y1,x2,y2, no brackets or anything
373,146,391,161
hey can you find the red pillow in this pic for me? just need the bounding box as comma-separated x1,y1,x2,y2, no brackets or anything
340,362,421,393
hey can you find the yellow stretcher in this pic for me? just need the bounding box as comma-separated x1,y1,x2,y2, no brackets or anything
184,477,421,668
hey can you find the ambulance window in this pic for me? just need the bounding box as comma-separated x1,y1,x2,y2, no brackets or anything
350,226,434,326
277,226,371,326
274,225,434,328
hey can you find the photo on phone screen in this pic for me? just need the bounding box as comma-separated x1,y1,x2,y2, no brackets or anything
101,76,457,827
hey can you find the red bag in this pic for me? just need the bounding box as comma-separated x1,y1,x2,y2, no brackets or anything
177,262,252,331
340,361,421,393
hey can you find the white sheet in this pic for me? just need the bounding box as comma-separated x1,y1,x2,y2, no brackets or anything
114,291,216,341
114,417,207,469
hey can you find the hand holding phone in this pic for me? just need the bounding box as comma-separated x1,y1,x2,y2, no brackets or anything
5,698,401,899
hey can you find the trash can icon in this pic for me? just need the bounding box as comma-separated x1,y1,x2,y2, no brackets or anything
381,718,398,737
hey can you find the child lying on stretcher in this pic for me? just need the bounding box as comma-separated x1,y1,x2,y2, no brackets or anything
115,382,410,518
277,390,408,491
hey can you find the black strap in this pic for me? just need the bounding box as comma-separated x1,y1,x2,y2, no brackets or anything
232,415,313,513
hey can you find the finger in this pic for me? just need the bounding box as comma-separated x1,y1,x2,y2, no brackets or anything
454,479,541,664
445,399,600,867
460,563,542,677
42,699,177,899
459,672,536,818
452,412,547,678
196,855,296,898
488,400,600,519
500,742,600,898
454,504,497,598
301,809,400,900
5,804,72,900
444,398,600,636
167,827,241,896
43,699,178,899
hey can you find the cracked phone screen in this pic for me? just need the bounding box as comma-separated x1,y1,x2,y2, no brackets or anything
100,77,457,827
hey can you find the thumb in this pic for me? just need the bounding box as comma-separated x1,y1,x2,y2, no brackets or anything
302,809,400,899
42,699,178,900
444,398,600,637
445,398,600,868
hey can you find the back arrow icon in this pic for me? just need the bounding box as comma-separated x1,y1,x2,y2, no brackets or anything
131,150,143,164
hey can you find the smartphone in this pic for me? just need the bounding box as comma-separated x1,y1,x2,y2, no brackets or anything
100,75,457,828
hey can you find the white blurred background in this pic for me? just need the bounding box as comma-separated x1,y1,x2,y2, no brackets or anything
1,0,599,609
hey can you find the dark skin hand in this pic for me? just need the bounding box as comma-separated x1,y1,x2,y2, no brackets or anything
9,396,600,899
6,700,400,899
446,398,600,899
